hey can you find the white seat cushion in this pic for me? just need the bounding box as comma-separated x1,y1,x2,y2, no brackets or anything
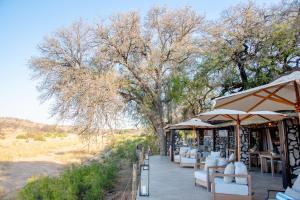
179,147,190,157
285,187,300,200
217,158,228,166
174,155,180,162
190,149,198,159
205,157,217,171
214,177,249,196
194,170,211,181
180,157,196,164
210,151,221,158
224,162,235,183
292,175,300,192
235,162,248,185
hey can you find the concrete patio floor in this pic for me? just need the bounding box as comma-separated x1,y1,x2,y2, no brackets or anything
137,155,283,200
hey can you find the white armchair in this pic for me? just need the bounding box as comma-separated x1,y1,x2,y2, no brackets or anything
174,147,190,163
194,155,226,191
211,173,253,200
180,148,198,167
211,161,253,200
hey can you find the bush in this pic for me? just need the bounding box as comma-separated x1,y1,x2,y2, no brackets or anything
19,161,117,200
15,133,46,141
45,132,67,138
19,134,159,200
16,134,28,139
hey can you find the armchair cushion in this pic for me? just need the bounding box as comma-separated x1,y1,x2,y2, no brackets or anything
235,162,248,185
204,157,217,171
284,187,300,200
211,151,221,158
179,147,190,157
217,158,228,167
214,177,249,196
276,192,299,200
292,175,300,192
190,149,198,159
224,162,235,183
194,170,211,182
181,157,196,164
174,154,180,163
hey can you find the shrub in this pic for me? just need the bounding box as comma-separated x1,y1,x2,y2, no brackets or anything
19,161,117,200
33,134,46,141
16,134,28,139
19,134,158,200
15,133,46,141
45,132,67,138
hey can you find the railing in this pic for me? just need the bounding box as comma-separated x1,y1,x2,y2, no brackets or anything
120,145,150,200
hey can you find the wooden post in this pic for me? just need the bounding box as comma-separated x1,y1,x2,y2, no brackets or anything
236,117,241,161
278,120,290,188
132,164,137,200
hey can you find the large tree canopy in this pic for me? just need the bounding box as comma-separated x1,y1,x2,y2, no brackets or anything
31,1,300,154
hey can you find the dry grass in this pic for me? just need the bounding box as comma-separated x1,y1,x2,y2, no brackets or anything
0,119,111,200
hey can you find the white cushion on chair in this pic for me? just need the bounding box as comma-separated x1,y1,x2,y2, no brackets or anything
204,157,217,171
285,187,300,200
211,151,221,158
194,170,210,181
217,158,228,166
235,162,248,185
179,147,190,157
190,149,198,159
214,177,249,196
224,162,235,183
174,155,180,163
180,157,196,164
292,175,300,192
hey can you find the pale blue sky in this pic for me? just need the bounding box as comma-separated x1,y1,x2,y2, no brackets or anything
0,0,280,125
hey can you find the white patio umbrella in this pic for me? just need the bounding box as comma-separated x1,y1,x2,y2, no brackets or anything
197,109,286,160
215,71,300,121
170,118,215,146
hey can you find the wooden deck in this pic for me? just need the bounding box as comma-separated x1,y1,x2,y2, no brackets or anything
137,155,283,200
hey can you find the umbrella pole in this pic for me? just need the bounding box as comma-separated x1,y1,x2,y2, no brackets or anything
237,117,241,161
193,127,196,147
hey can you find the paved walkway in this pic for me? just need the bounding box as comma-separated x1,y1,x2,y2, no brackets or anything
138,155,211,200
137,155,283,200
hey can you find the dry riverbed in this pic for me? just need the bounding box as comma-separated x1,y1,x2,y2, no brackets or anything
0,132,107,199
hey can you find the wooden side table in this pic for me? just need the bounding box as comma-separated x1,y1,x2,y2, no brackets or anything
259,152,281,176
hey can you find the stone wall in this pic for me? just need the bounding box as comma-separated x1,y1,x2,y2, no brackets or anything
285,119,300,179
215,130,228,157
240,128,250,166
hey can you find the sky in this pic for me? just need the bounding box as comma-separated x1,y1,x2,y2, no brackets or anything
0,0,281,126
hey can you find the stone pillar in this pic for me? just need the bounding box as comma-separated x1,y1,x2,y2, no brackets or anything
215,129,228,157
285,118,300,180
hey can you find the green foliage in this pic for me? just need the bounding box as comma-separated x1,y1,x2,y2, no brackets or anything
19,134,158,200
19,161,117,200
16,133,46,141
45,132,67,138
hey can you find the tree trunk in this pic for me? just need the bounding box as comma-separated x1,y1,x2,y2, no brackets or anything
237,62,248,90
157,126,166,155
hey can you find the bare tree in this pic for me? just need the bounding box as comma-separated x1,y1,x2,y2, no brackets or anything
94,7,205,154
31,8,205,154
30,21,124,137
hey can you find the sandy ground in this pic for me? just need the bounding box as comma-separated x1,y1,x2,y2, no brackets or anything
0,133,107,199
